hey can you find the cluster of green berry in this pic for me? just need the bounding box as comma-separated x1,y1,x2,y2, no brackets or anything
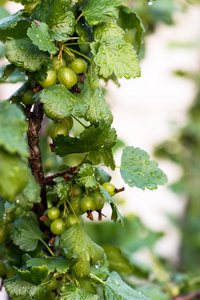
41,182,116,236
38,56,88,90
19,55,88,107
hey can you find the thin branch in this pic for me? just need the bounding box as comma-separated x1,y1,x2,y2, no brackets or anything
173,290,200,300
44,167,77,185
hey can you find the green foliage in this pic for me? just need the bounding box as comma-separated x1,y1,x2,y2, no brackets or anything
120,146,168,190
60,224,104,277
0,101,28,156
55,120,117,170
36,84,88,120
76,163,97,189
0,149,28,202
80,0,121,25
26,256,70,273
0,197,5,221
6,38,50,71
27,21,59,54
91,36,141,79
102,271,149,300
0,0,171,298
60,282,98,299
11,217,46,251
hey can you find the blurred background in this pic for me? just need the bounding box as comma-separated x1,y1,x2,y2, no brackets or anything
0,0,200,299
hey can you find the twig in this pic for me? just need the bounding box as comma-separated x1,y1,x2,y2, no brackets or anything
44,167,77,185
115,187,125,194
173,290,200,300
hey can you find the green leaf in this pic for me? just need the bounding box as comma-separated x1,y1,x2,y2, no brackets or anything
76,20,93,55
16,170,40,211
2,64,17,80
6,38,50,72
26,256,70,274
120,146,168,190
0,197,5,221
60,224,104,277
102,245,151,278
32,0,75,42
54,181,71,200
76,163,97,189
94,21,124,40
55,120,116,170
0,149,28,202
0,11,24,30
103,271,149,300
137,285,169,300
0,101,28,157
13,265,48,285
36,84,88,120
11,217,46,251
77,65,113,125
4,274,47,298
90,256,110,281
0,11,31,42
118,6,145,53
91,36,141,79
60,282,98,300
27,21,58,55
49,11,75,42
99,185,123,225
80,0,121,25
94,166,111,185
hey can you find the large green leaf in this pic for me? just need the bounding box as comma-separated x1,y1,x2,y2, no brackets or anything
16,170,40,211
32,0,75,41
0,149,28,202
11,217,46,251
120,146,168,190
4,274,47,298
26,256,70,274
91,36,141,79
6,38,50,71
60,224,104,277
60,282,98,300
13,265,48,285
76,163,97,189
0,101,28,157
103,271,149,300
36,84,88,120
0,11,31,42
77,65,113,125
99,185,123,225
94,21,124,40
80,0,121,25
0,11,25,30
118,6,145,53
55,120,116,169
76,20,93,55
27,21,58,54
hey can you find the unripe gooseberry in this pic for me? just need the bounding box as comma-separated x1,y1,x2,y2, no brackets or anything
38,68,57,88
50,122,68,140
57,67,77,89
102,182,116,197
52,57,66,71
71,58,88,74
